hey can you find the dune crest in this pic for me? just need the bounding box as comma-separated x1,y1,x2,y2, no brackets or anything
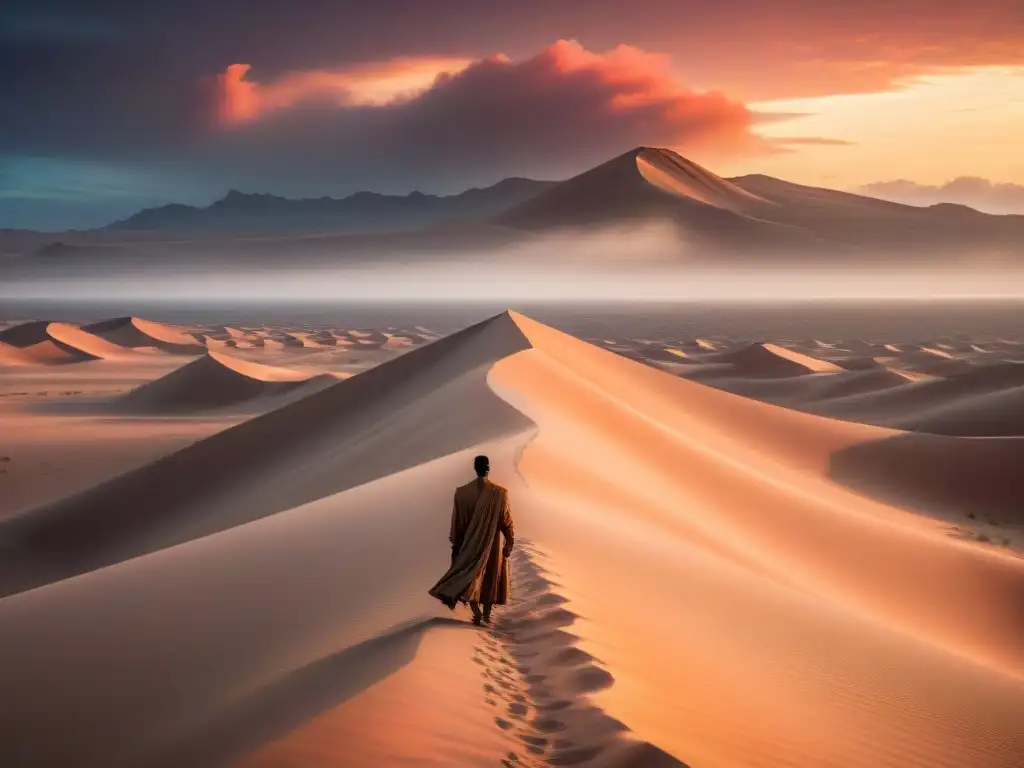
0,320,108,364
680,341,841,379
496,147,810,247
46,322,135,360
0,311,1021,768
82,316,205,354
117,350,333,413
635,147,768,212
489,311,1024,766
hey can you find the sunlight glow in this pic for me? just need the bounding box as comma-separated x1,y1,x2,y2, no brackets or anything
733,67,1024,188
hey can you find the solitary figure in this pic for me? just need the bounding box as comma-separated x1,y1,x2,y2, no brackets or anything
429,455,514,625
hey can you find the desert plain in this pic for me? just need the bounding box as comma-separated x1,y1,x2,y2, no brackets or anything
0,308,1022,767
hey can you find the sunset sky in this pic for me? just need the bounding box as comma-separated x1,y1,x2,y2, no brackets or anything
3,0,1024,228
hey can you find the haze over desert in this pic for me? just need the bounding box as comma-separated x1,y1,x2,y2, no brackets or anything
5,2,1024,763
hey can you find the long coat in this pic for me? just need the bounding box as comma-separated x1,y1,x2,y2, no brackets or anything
429,478,515,606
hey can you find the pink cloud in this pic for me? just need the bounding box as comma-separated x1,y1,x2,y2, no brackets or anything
198,40,831,191
216,57,473,126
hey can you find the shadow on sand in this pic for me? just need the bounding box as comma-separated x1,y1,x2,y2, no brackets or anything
828,430,1023,525
146,616,471,768
0,313,534,598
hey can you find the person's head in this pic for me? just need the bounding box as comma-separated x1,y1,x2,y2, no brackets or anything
473,455,490,478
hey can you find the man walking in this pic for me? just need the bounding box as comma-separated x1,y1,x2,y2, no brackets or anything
429,455,514,625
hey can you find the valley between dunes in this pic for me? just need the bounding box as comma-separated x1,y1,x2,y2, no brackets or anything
0,311,1022,767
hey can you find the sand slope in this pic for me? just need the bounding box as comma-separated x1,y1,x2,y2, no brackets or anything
0,312,1021,767
680,342,841,379
702,366,911,403
0,314,535,597
82,316,205,354
497,148,816,248
0,320,104,364
0,340,40,366
490,314,1024,766
802,361,1024,435
116,350,334,413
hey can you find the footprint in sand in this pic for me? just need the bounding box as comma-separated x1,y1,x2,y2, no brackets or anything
567,666,614,694
535,699,572,711
532,716,567,733
521,734,548,755
551,647,596,666
534,593,568,607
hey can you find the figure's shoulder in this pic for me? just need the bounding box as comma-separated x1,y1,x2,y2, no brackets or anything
455,479,509,498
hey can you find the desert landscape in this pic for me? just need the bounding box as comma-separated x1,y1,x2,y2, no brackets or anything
0,309,1021,767
7,6,1024,763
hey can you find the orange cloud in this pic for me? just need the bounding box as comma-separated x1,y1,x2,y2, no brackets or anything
211,40,782,158
193,40,850,194
216,57,473,126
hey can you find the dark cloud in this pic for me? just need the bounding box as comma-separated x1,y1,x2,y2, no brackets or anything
858,178,1024,215
195,41,770,196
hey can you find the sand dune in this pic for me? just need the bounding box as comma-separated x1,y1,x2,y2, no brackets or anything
82,316,205,354
0,314,535,598
809,361,1024,423
826,353,892,370
0,340,44,366
634,148,768,212
0,312,1021,767
666,345,1024,438
678,341,840,379
202,335,238,350
46,322,135,359
874,352,973,377
705,366,911,403
285,332,327,348
116,350,336,413
497,148,817,248
0,320,105,364
887,384,1024,436
0,320,58,348
489,314,1024,765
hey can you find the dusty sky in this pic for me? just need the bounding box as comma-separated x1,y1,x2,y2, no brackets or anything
3,0,1024,228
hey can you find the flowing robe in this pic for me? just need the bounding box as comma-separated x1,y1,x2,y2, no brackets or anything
429,478,515,606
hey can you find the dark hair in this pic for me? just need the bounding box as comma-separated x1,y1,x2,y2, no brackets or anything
473,455,490,477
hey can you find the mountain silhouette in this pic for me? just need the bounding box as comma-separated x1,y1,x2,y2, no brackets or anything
108,178,555,233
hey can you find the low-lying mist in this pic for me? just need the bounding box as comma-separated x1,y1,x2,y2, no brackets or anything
3,222,1024,303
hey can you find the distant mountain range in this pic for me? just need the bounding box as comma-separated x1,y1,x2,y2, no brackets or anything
4,147,1024,264
107,178,556,233
497,147,1024,254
